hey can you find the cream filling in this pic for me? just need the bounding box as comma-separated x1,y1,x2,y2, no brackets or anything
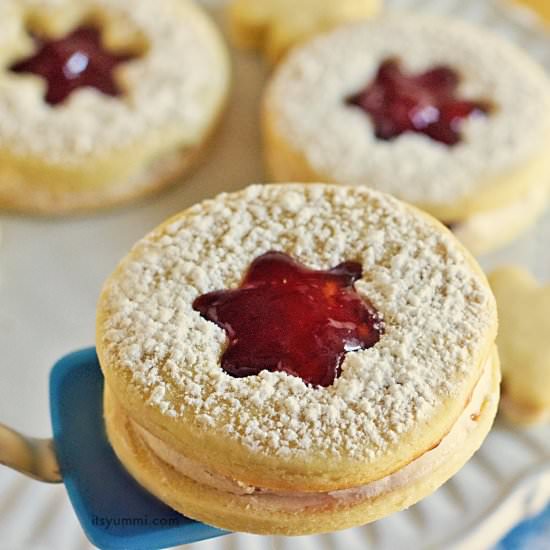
133,356,494,504
453,180,549,254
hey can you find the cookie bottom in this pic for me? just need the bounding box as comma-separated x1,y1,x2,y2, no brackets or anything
103,352,500,536
452,178,549,256
0,138,207,216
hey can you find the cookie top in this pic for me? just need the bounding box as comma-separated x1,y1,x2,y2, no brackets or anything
264,15,550,217
0,0,228,163
98,184,497,482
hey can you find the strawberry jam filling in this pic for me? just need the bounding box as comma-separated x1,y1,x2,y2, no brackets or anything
10,26,137,105
193,251,383,387
347,59,490,146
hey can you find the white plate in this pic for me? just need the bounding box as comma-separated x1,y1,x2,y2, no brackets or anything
0,0,549,548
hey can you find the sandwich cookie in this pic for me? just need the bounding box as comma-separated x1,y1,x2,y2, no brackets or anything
0,0,229,214
263,15,550,255
98,183,499,535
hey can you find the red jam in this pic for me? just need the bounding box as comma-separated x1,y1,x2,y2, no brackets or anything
10,26,136,105
347,59,490,146
193,251,383,387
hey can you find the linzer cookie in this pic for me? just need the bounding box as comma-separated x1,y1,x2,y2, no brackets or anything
0,0,229,214
263,15,550,255
97,183,499,535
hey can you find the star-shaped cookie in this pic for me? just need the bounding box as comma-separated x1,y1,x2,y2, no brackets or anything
489,266,550,425
228,0,381,63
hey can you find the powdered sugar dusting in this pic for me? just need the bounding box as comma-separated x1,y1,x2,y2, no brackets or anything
266,15,550,205
99,184,495,460
0,0,227,161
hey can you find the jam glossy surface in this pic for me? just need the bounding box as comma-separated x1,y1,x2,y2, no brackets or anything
10,26,136,105
193,251,383,387
347,59,490,146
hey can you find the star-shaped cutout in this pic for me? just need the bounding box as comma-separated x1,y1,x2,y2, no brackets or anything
193,251,383,387
347,59,491,146
10,25,136,106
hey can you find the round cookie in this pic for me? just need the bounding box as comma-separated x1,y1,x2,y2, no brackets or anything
0,0,230,214
97,183,499,535
489,266,550,426
263,15,550,255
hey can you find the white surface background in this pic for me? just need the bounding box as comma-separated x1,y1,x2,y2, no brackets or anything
0,0,549,549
